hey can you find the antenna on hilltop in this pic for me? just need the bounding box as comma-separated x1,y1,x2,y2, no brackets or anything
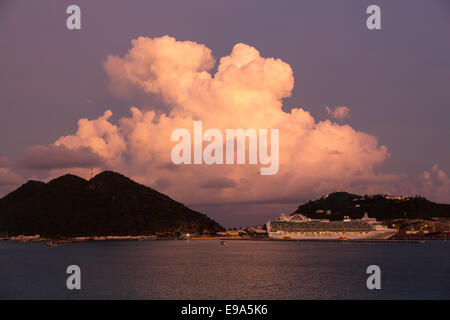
89,168,94,180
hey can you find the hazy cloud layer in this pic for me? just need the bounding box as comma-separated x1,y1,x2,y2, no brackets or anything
0,156,24,197
0,168,22,186
0,167,24,197
0,156,11,168
20,145,105,170
200,177,237,189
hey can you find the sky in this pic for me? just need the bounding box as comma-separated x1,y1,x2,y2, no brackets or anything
1,0,449,226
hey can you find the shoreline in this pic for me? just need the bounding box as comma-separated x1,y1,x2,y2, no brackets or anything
2,236,448,244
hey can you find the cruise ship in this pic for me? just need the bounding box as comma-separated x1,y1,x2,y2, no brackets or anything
266,213,397,240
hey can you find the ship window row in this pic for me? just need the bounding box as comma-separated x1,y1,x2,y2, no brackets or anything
271,231,370,235
270,221,373,232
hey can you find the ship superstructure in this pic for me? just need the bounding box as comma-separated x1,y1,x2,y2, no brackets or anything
266,213,397,240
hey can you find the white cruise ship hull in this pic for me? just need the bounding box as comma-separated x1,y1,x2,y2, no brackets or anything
268,230,397,240
266,214,398,240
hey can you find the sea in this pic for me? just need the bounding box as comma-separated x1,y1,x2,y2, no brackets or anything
0,240,449,300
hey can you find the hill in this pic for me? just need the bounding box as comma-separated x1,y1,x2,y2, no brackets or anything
0,171,224,237
293,191,450,221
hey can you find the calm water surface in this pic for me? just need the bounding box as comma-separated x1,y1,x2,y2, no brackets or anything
0,240,449,299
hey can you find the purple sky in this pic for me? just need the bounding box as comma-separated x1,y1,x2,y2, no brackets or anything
1,0,449,226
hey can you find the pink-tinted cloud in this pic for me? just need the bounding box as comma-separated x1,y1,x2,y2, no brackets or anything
420,164,450,203
326,106,350,121
47,35,399,206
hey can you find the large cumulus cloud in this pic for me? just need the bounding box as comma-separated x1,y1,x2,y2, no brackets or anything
44,35,403,207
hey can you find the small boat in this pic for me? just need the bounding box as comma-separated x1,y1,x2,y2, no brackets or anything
338,237,348,241
46,241,58,247
220,241,227,245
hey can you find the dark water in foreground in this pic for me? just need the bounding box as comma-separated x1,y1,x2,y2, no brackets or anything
0,240,449,299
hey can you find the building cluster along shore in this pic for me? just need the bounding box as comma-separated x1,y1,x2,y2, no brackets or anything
1,214,449,244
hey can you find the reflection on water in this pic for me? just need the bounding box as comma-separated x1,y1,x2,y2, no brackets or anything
0,240,449,299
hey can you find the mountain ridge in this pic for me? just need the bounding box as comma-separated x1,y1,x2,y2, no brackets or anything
0,171,224,236
293,191,450,220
